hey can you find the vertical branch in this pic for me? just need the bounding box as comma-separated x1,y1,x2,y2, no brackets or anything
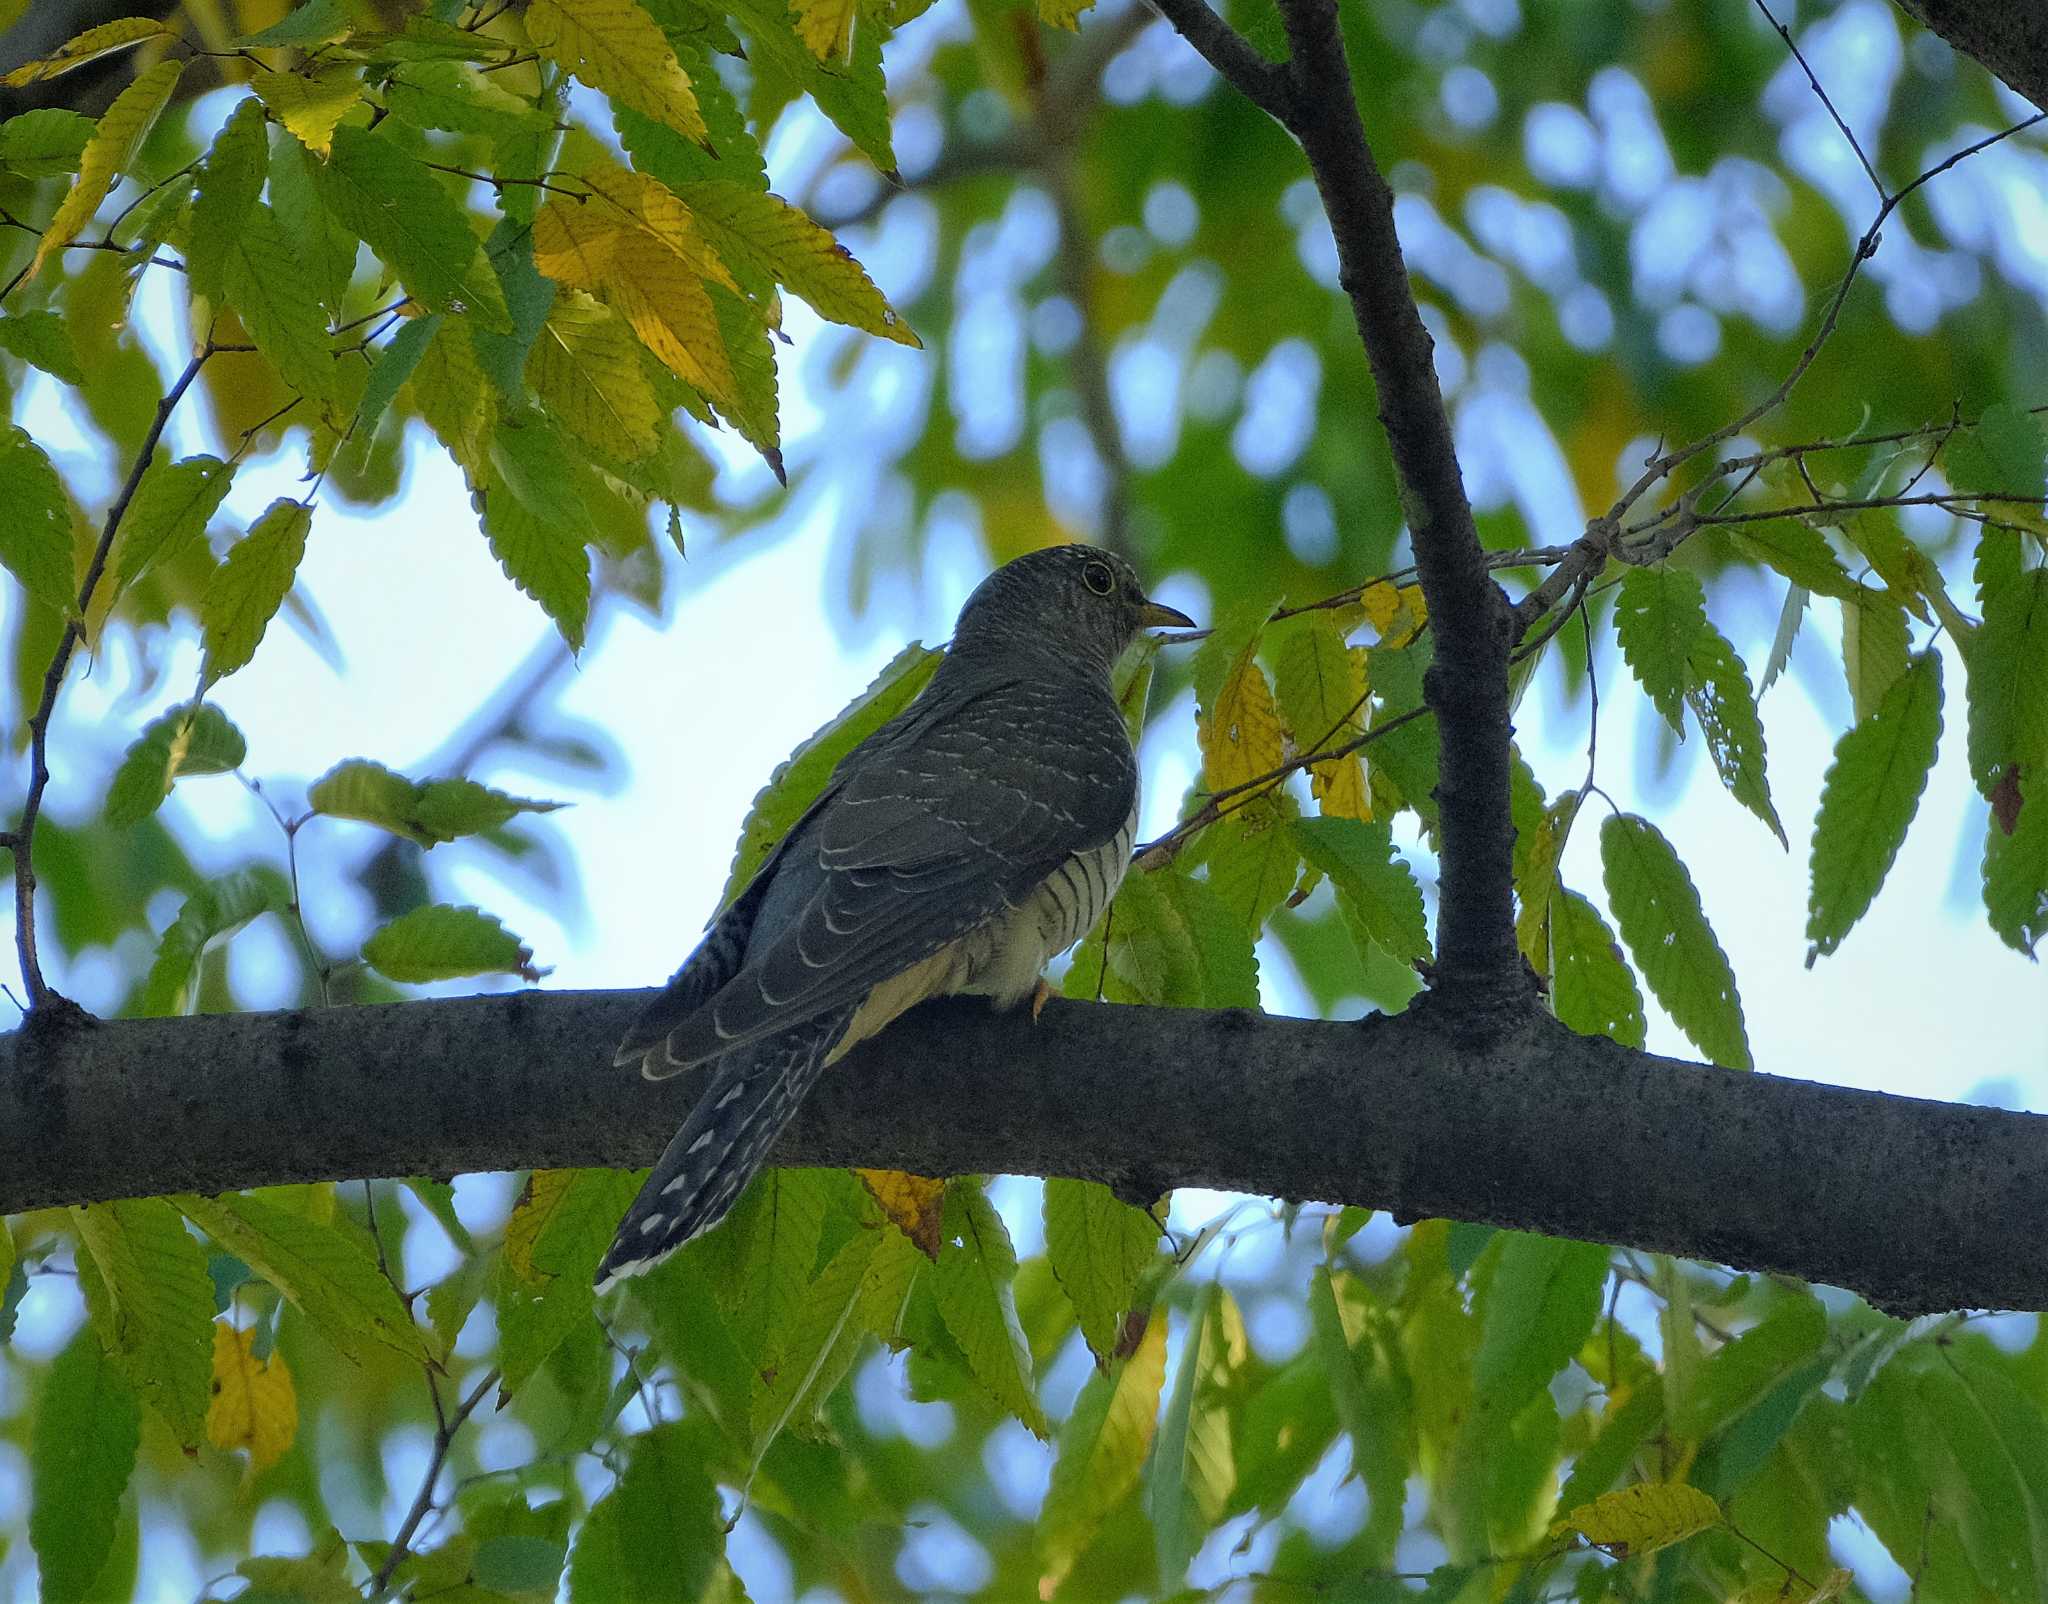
9,343,214,1012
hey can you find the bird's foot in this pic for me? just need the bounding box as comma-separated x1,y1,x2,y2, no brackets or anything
1031,977,1054,1021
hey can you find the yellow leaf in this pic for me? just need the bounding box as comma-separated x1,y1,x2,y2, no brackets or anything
528,290,662,459
526,0,706,148
858,1170,945,1261
1360,581,1428,647
795,0,859,60
503,1169,579,1285
1199,639,1285,794
1,16,171,86
1036,0,1095,30
1274,617,1371,819
206,1321,298,1473
249,61,364,156
1558,1482,1721,1560
30,58,183,279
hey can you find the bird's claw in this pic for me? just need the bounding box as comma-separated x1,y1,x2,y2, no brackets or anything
1031,977,1053,1021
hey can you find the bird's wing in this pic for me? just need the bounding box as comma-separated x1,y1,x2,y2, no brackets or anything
654,675,1135,1068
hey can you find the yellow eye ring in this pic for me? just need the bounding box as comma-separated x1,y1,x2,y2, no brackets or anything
1083,560,1115,596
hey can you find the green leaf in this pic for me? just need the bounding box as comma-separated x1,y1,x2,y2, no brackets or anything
1043,1180,1159,1366
315,125,512,332
237,0,352,47
308,758,564,847
105,703,247,829
1730,520,1857,599
1840,584,1910,725
496,1168,639,1394
0,108,95,177
141,867,289,1016
1947,401,2047,502
1613,564,1707,735
718,1166,833,1369
1677,1293,1828,1441
614,71,765,196
1600,814,1750,1068
482,415,594,649
1549,887,1646,1049
383,60,554,141
1472,1234,1610,1424
186,95,267,303
1984,770,2048,957
30,1328,140,1604
173,1191,432,1366
222,199,348,410
1966,567,2048,796
1150,1284,1232,1586
1807,650,1943,961
1757,579,1807,697
0,423,77,614
111,453,234,600
30,59,182,279
473,1535,567,1597
1555,1385,1663,1515
720,641,943,904
932,1181,1047,1437
0,309,86,384
566,1425,722,1601
361,903,539,983
1290,815,1431,969
1308,1267,1377,1482
202,498,312,686
70,1198,215,1449
1200,793,1301,939
350,313,440,462
749,1227,875,1444
1072,868,1256,1009
269,135,359,321
1038,1310,1166,1591
726,0,893,171
1684,620,1785,846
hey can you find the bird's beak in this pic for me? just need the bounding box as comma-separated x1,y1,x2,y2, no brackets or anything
1136,596,1197,631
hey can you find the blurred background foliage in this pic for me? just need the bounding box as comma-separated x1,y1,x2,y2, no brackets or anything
2,0,2046,1597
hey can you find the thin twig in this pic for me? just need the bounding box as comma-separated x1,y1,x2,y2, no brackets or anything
368,1367,499,1599
1752,0,1884,203
8,345,214,1010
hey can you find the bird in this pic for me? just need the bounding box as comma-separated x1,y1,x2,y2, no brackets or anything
594,544,1195,1292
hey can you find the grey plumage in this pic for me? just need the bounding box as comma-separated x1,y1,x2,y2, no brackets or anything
596,545,1193,1292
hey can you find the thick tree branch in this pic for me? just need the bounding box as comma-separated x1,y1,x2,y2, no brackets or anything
5,991,2044,1318
1892,0,2048,114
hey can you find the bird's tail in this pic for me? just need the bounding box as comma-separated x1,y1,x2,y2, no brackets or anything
595,1007,851,1293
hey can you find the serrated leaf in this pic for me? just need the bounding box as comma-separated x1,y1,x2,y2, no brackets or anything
1272,613,1371,819
71,1199,214,1448
222,199,347,413
1947,401,2047,503
1200,793,1301,939
527,290,662,458
1,17,171,87
482,417,594,649
715,1167,833,1376
750,1228,875,1442
1684,622,1785,845
1151,1283,1232,1586
205,1321,298,1472
796,0,859,57
1600,814,1751,1069
720,642,943,904
315,125,512,331
238,0,352,48
1758,580,1807,697
675,180,918,346
1676,1294,1827,1440
202,498,311,685
1474,1234,1610,1423
1044,1180,1158,1366
29,58,182,279
858,1170,944,1260
185,97,268,304
933,1182,1047,1437
268,134,359,321
0,108,95,178
1290,815,1431,969
1550,887,1646,1049
30,1329,140,1604
527,0,706,146
250,60,365,158
1732,520,1857,599
349,312,440,461
1840,585,1910,725
1038,0,1095,29
1966,568,2048,796
1984,770,2048,957
1077,868,1256,1008
0,423,77,613
496,1168,637,1393
383,60,554,140
1613,564,1706,735
1038,1309,1166,1590
1560,1482,1721,1559
141,867,289,1017
566,1425,721,1601
308,758,564,847
1198,624,1284,793
105,703,247,829
174,1191,432,1366
726,0,893,170
0,309,86,384
1807,651,1942,961
362,903,538,983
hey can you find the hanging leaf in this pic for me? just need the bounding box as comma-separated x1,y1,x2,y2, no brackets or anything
526,0,707,147
201,499,313,686
1839,585,1910,726
1613,564,1706,735
1558,1482,1722,1559
1730,520,1856,600
1037,1311,1167,1590
858,1170,945,1261
29,58,182,279
1807,651,1943,962
249,61,365,157
0,309,87,384
931,1182,1048,1437
496,1168,638,1393
1966,568,2048,797
0,424,78,614
1983,770,2048,957
71,1199,215,1450
29,1329,140,1604
1684,622,1785,847
2,17,173,88
362,904,541,983
1600,814,1751,1069
141,868,290,1017
205,1322,298,1473
1291,816,1431,970
308,758,564,847
527,291,663,459
1550,887,1646,1050
1043,1179,1160,1365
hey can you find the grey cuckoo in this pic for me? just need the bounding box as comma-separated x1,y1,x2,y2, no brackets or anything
595,544,1193,1291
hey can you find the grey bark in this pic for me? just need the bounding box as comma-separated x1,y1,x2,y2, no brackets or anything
3,989,2042,1318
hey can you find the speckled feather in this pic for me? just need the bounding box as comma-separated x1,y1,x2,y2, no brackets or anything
597,546,1184,1288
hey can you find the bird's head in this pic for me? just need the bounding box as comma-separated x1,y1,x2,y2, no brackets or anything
951,545,1196,673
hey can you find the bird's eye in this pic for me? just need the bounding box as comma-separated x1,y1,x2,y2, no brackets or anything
1083,561,1115,596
